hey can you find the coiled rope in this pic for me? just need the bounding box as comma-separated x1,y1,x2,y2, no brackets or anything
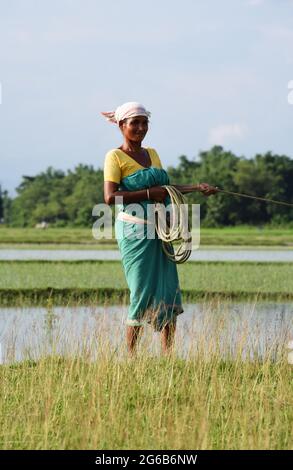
154,185,192,264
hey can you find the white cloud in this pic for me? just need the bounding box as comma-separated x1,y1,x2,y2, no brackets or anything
246,0,265,5
208,123,247,146
258,25,293,41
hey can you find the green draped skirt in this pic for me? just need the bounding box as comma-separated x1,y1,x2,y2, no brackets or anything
115,167,184,331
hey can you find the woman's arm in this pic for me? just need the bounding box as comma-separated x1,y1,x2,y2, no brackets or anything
104,182,168,205
104,182,219,205
104,182,218,205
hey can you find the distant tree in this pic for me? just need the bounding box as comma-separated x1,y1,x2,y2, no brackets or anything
0,185,3,220
1,189,12,225
193,146,240,226
10,165,104,227
64,164,104,226
234,152,293,224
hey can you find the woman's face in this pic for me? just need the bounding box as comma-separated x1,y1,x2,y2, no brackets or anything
120,115,149,143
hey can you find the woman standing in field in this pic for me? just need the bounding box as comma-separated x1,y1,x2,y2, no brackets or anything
102,102,217,355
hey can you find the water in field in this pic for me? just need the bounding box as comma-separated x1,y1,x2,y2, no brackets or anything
0,302,292,363
1,249,293,262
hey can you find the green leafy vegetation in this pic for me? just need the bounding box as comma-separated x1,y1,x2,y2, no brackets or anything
2,146,293,227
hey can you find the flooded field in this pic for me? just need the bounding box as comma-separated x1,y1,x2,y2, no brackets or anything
1,248,293,262
1,301,292,363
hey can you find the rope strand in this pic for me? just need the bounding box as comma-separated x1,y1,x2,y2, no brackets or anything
154,185,293,264
216,188,293,208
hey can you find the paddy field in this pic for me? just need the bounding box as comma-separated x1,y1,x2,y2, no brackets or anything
0,227,292,449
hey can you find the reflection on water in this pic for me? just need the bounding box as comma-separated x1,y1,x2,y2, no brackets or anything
0,302,292,363
1,249,293,262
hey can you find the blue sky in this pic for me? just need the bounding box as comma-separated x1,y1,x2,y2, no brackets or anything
1,0,293,196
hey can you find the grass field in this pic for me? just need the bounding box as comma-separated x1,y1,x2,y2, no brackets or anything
1,260,292,291
1,226,293,246
0,349,292,449
0,260,293,305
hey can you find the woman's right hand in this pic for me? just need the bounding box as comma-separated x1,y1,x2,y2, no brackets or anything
149,186,168,202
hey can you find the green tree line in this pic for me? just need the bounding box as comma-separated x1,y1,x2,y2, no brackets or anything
1,146,293,227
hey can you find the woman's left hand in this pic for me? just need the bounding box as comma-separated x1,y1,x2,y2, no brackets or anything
198,183,219,196
149,186,168,202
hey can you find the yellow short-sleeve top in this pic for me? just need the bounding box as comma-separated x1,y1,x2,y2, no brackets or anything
104,147,163,184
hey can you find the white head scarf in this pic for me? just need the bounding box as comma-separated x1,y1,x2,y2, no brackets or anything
101,101,151,124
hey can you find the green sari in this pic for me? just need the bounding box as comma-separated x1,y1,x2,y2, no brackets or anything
115,167,183,331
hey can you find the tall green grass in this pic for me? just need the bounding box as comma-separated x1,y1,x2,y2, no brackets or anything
0,310,292,450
